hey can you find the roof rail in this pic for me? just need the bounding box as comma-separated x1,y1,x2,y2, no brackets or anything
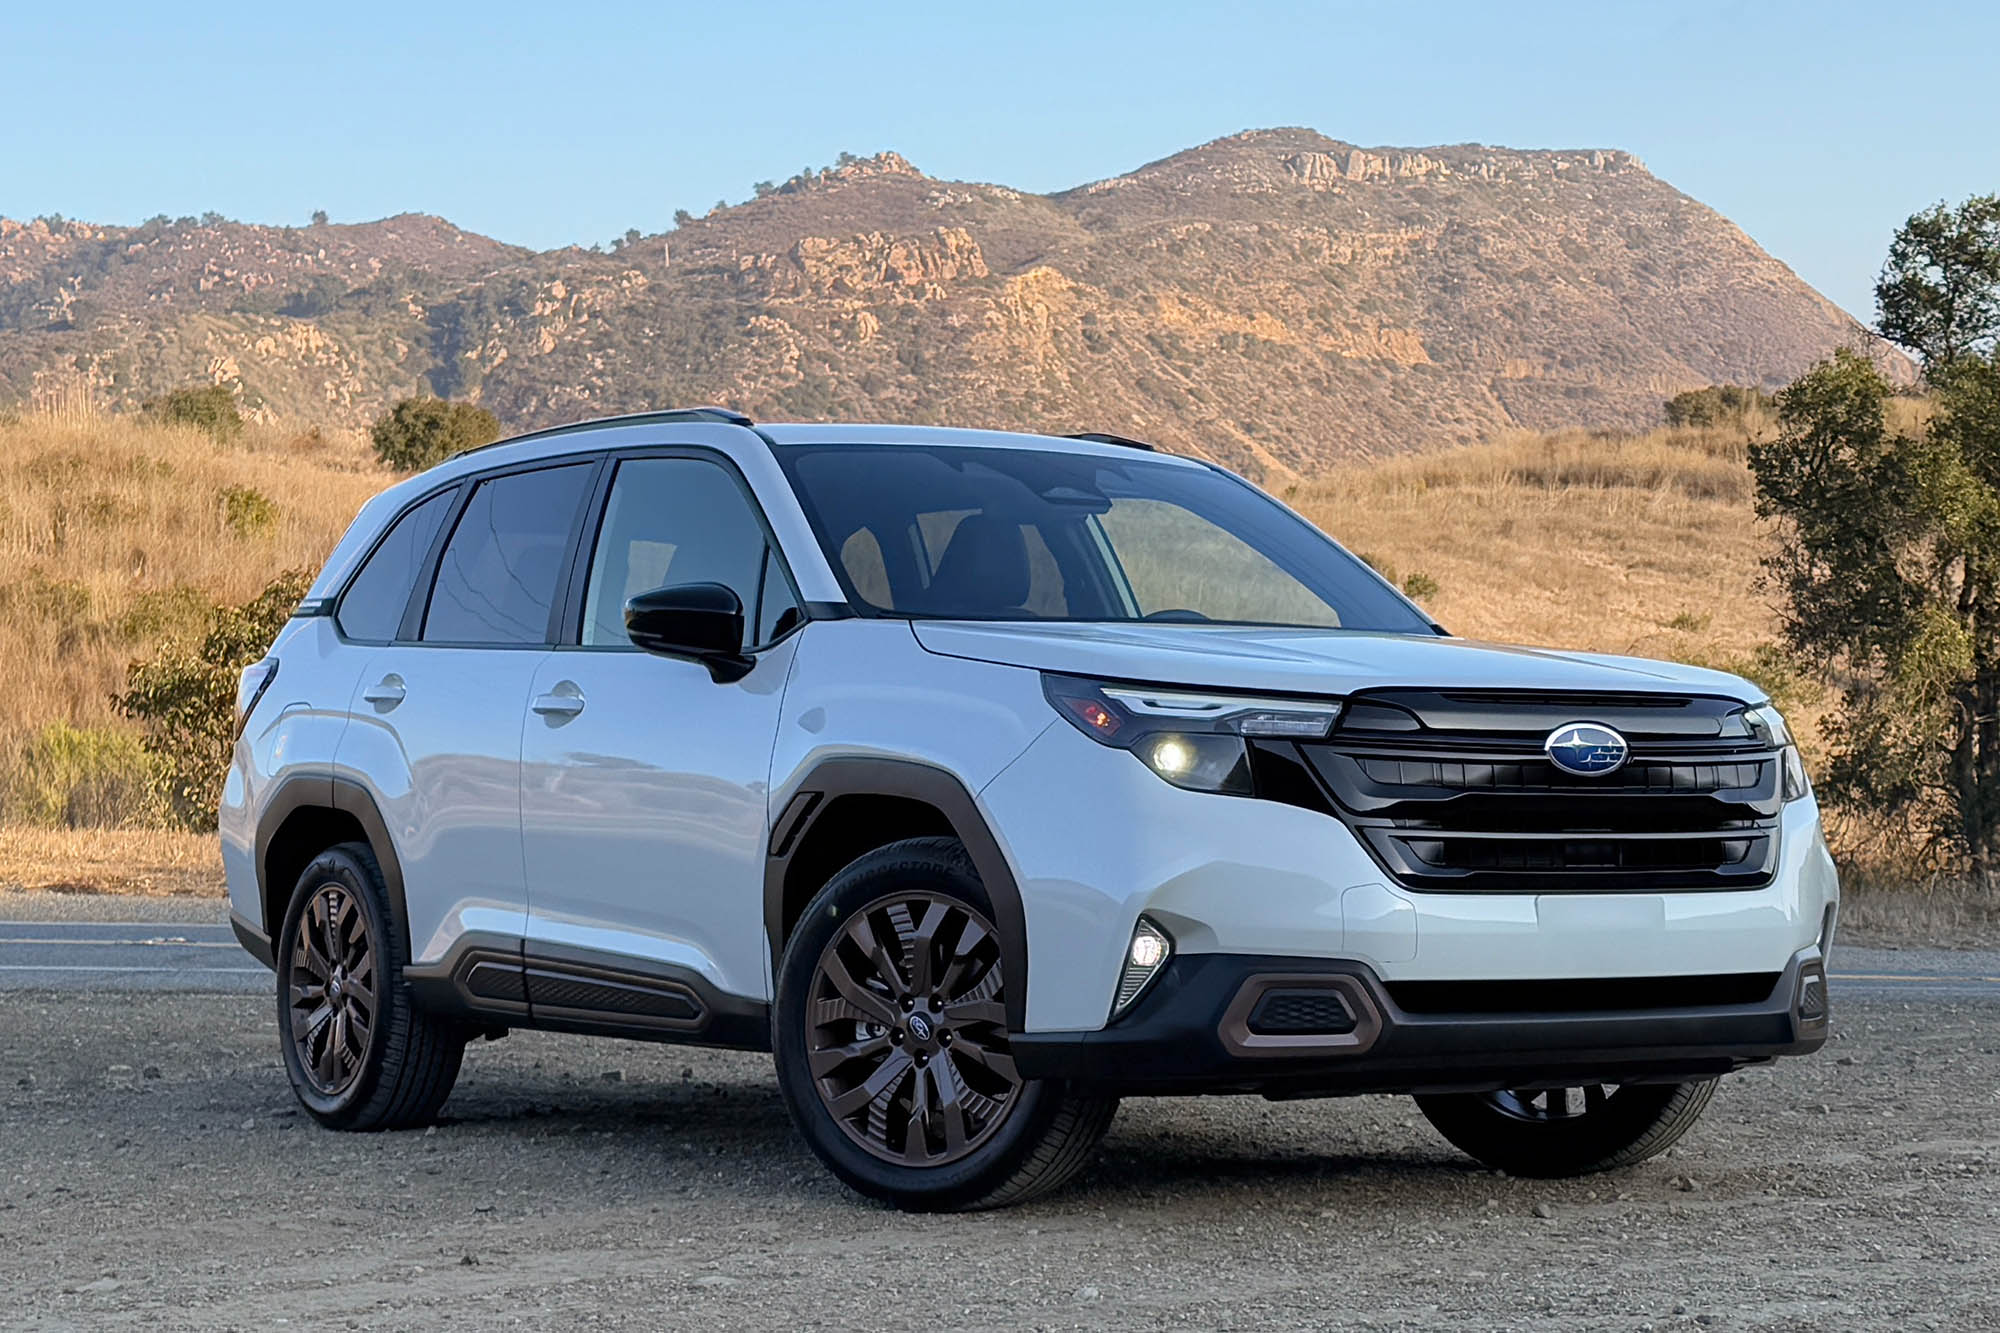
1064,431,1156,452
461,406,756,458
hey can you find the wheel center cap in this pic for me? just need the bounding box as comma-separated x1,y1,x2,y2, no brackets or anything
329,976,345,1001
907,1012,935,1043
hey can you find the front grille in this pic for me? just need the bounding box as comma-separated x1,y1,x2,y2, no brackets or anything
1268,689,1783,893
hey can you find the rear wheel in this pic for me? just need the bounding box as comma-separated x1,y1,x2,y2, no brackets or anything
1415,1079,1718,1177
275,842,465,1130
773,837,1118,1211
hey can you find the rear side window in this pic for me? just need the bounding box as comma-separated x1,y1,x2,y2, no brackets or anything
336,489,452,642
422,464,593,645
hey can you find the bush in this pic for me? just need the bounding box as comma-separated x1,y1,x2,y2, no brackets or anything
144,385,243,442
369,396,501,471
117,570,312,829
220,484,278,537
1400,571,1441,602
2,721,158,828
1663,384,1772,428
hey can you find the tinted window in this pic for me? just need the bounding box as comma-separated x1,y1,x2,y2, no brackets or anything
776,444,1431,632
581,458,794,647
336,489,452,641
422,464,592,645
755,546,803,643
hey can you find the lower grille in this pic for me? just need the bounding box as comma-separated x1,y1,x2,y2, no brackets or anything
1283,689,1783,893
1386,973,1782,1015
1247,988,1358,1035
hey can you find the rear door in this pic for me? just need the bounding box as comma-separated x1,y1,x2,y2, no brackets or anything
334,459,598,968
519,450,804,1010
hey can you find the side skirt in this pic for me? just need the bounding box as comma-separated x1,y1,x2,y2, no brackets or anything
405,932,770,1052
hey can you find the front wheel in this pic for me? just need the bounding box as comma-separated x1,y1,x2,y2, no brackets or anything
773,837,1118,1211
1415,1079,1718,1177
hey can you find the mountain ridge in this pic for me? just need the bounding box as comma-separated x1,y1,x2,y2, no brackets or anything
0,128,1904,479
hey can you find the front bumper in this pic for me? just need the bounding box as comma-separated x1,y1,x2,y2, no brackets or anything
1012,945,1830,1098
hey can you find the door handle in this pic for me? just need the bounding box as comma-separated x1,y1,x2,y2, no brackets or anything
361,676,406,708
531,686,586,719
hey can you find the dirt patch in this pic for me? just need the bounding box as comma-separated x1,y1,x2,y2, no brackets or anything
1,990,1993,1330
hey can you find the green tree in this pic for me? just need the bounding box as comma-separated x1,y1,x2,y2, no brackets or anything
1875,194,2000,373
673,208,694,227
1753,194,2000,874
369,395,500,471
117,571,312,829
144,384,243,441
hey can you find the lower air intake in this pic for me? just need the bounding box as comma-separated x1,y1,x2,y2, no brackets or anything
1247,988,1358,1036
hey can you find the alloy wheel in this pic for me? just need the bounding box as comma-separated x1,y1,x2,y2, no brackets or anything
287,882,377,1096
1484,1084,1618,1123
805,892,1022,1166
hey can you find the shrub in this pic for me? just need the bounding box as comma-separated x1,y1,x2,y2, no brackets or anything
220,484,278,537
1400,571,1441,602
2,721,158,828
143,385,243,442
1663,384,1772,428
117,570,312,829
369,396,501,471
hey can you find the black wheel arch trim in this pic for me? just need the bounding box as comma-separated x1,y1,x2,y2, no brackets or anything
764,756,1031,1032
253,770,414,958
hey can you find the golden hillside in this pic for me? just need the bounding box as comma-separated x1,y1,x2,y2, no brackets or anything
0,404,1795,825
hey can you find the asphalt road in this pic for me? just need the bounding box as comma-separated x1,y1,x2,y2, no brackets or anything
1,894,1995,998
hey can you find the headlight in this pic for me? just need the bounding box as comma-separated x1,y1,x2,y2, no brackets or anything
1744,703,1810,802
1042,674,1343,795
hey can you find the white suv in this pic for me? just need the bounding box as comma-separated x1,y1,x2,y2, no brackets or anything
222,410,1836,1210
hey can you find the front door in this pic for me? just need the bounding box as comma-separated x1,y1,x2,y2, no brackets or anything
520,454,804,1005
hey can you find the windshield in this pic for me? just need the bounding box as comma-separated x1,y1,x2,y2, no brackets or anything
772,444,1434,632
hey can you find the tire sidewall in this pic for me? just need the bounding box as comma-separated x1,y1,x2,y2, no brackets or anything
772,839,1069,1210
274,846,398,1126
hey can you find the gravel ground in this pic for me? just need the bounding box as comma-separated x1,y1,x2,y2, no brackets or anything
1,989,1995,1332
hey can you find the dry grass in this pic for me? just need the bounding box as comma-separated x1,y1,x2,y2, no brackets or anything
0,403,383,737
0,825,221,896
1294,420,1779,664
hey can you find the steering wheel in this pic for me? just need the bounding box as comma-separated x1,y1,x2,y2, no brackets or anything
1140,608,1211,623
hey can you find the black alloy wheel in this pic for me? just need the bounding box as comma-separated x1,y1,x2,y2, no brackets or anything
773,837,1118,1211
287,881,377,1097
805,891,1023,1166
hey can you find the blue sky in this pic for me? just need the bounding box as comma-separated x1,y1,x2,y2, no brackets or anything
4,0,1993,320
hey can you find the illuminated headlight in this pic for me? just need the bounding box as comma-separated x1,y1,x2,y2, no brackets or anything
1744,704,1811,802
1044,674,1343,796
1112,917,1173,1017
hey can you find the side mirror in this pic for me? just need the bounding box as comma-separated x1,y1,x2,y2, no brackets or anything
625,583,753,681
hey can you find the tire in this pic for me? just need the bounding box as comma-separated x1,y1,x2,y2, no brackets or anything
1415,1078,1719,1177
274,841,465,1130
773,836,1118,1211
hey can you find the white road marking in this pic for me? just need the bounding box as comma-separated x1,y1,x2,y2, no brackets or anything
0,964,263,974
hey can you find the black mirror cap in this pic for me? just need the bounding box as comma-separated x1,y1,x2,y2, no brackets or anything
625,582,752,681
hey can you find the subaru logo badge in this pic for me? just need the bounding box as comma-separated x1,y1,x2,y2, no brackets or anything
1544,722,1630,776
908,1013,935,1042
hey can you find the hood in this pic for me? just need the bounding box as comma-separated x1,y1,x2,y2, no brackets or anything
909,622,1763,701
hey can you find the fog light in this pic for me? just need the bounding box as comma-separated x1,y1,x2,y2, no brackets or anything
1112,917,1172,1017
